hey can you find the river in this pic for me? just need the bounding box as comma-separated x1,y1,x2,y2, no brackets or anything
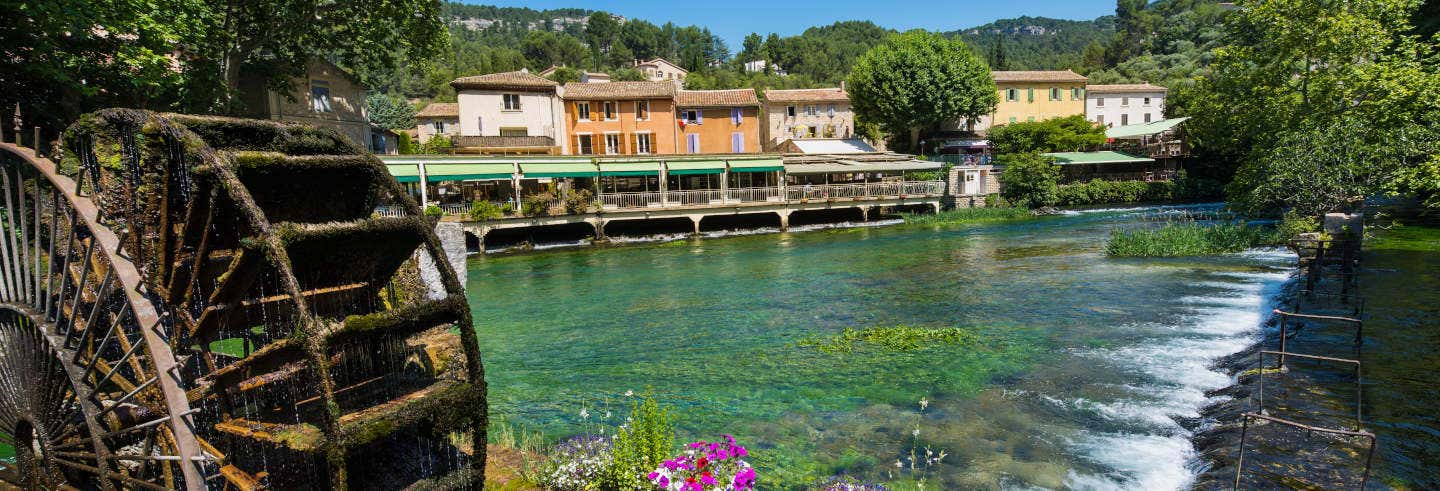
467,204,1296,489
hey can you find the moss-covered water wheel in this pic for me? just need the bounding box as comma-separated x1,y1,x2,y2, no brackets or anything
1,109,487,490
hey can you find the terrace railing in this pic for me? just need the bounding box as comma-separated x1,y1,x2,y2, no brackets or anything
589,181,944,211
666,189,723,207
601,191,664,210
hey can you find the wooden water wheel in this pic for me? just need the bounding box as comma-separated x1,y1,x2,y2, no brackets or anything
0,109,486,490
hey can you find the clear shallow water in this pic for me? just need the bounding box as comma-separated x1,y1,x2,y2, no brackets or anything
467,204,1293,489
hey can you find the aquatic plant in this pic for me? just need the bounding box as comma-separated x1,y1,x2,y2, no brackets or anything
647,436,757,491
1106,221,1280,257
900,207,1032,226
798,326,980,354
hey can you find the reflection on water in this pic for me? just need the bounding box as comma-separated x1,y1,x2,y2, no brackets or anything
466,204,1296,489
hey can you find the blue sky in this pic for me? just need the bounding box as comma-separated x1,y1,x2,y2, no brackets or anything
469,0,1118,48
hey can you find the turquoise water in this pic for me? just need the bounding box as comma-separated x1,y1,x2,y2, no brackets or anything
467,204,1293,489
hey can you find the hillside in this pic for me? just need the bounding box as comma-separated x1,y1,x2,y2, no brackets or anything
952,16,1116,71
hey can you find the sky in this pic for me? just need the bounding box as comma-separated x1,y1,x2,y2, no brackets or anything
470,0,1118,48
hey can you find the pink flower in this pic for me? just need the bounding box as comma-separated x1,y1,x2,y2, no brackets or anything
701,472,717,486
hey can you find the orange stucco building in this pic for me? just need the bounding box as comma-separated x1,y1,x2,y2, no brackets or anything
561,81,680,155
675,89,762,154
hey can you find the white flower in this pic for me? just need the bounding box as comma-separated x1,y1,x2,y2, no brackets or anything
894,459,904,468
919,398,929,411
579,408,590,419
605,411,612,419
912,426,920,438
624,390,634,397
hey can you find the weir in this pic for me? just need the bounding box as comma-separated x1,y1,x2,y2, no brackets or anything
0,109,486,490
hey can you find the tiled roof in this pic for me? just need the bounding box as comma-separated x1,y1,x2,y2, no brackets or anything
562,81,676,100
764,88,849,103
676,89,760,107
1086,83,1168,93
450,70,558,91
415,102,458,118
991,70,1088,83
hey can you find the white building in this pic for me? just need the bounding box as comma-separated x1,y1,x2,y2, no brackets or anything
414,102,459,144
743,60,787,76
1086,83,1167,128
449,69,568,154
632,58,688,83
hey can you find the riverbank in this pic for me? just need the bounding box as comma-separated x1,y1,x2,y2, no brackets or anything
1190,219,1440,489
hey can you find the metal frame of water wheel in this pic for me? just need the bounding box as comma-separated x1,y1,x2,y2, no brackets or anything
1,109,487,490
0,140,208,490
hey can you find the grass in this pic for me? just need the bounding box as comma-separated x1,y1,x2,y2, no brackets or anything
798,325,982,354
1367,223,1440,252
901,207,1033,226
1106,221,1279,257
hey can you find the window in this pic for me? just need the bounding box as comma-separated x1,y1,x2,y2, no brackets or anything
1050,88,1061,101
577,134,594,154
1121,114,1129,125
731,132,744,153
576,102,591,120
310,81,332,113
1096,115,1105,125
1027,89,1034,103
1143,97,1152,106
636,133,653,154
731,108,743,124
1006,89,1018,101
786,106,796,117
681,109,701,123
603,101,617,120
1096,97,1106,107
807,105,818,116
827,105,835,117
687,133,701,154
1121,97,1130,106
499,127,528,137
1009,117,1017,123
1027,116,1035,122
807,125,818,137
476,116,484,134
604,133,620,154
433,121,445,133
658,70,665,78
1072,87,1083,100
1144,113,1152,123
636,100,650,120
503,94,521,111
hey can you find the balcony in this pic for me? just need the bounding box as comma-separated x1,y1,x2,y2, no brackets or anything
598,181,944,211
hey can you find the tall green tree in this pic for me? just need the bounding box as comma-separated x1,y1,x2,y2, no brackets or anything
847,30,998,150
366,93,417,131
990,32,1008,70
1183,0,1440,214
741,33,764,62
585,11,620,69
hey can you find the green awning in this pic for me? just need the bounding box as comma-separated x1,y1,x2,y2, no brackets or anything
783,163,857,174
520,162,598,178
1043,151,1155,165
1105,117,1189,140
386,163,420,183
599,161,661,177
424,163,515,182
837,160,942,172
728,157,784,173
666,160,726,175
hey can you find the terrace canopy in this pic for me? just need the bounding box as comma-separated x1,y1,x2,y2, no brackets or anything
598,161,661,177
386,163,421,183
782,160,942,174
1043,151,1155,165
519,162,598,178
1104,117,1189,140
728,157,784,173
423,162,515,182
665,160,726,175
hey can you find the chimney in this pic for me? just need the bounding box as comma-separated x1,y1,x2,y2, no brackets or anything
520,67,529,74
840,80,846,91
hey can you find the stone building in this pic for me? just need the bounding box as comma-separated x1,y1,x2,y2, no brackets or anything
761,87,853,150
238,59,375,149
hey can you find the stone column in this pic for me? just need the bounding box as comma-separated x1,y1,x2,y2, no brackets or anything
418,221,467,300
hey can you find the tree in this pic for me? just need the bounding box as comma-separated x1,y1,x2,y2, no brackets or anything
1183,0,1440,214
847,30,998,150
764,33,782,75
998,152,1061,208
585,12,620,69
366,93,417,131
1082,40,1107,72
741,33,764,62
544,66,583,85
988,115,1107,155
522,31,588,70
990,32,1008,70
610,67,647,81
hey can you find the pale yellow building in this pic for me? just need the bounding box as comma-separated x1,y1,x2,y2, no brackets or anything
971,70,1088,132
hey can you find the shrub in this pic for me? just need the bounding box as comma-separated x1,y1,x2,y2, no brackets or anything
523,192,556,217
1052,172,1227,207
1277,209,1320,241
536,435,612,491
423,205,443,219
597,395,675,490
468,201,508,221
1106,221,1280,257
997,152,1060,209
646,436,755,491
563,189,596,214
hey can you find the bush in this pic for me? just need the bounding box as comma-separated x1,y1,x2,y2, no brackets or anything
1052,172,1227,207
900,207,1031,226
997,152,1060,209
563,189,596,214
468,201,509,221
523,192,556,217
424,205,443,219
598,395,675,490
1277,209,1320,241
1106,221,1280,257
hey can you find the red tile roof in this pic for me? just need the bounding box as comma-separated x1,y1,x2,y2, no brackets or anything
1086,83,1168,94
562,81,676,100
991,70,1088,83
764,88,849,103
415,102,458,118
450,70,559,91
676,89,760,107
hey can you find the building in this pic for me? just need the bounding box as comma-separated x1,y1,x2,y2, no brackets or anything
632,58,688,83
562,81,680,155
450,70,566,154
743,60,787,75
237,59,375,149
414,102,459,144
675,89,762,154
977,70,1089,131
775,138,876,154
1086,83,1167,128
580,72,611,83
761,87,853,150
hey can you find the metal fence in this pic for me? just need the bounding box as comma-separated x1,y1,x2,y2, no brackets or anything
600,191,664,210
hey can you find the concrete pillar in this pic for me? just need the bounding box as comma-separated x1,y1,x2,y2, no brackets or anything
591,218,608,239
860,206,871,222
419,221,467,299
418,161,430,208
777,210,790,231
690,215,702,236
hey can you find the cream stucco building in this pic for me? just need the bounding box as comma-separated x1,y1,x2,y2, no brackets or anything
958,70,1089,133
450,70,567,154
1086,83,1167,128
761,87,853,151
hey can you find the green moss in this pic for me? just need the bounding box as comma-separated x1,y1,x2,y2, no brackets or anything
275,424,325,451
798,325,983,354
901,207,1033,226
1367,224,1440,252
1106,222,1280,257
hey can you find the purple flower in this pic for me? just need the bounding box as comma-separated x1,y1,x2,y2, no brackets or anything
701,472,717,486
648,472,660,480
658,476,669,487
688,441,705,449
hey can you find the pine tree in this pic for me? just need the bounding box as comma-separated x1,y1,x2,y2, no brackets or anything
990,32,1008,70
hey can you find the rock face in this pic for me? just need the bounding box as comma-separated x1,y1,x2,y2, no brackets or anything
419,221,468,299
